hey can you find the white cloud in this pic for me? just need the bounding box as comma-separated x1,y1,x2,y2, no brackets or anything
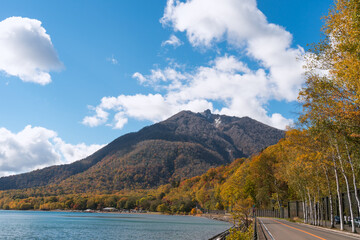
132,72,147,84
133,66,187,90
82,0,304,130
83,55,292,130
161,0,305,101
0,17,63,85
161,0,262,47
0,125,105,177
82,106,109,127
107,55,118,65
161,34,183,47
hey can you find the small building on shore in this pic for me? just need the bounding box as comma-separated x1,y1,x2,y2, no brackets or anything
102,207,117,212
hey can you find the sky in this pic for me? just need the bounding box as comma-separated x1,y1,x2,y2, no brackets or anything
0,0,332,177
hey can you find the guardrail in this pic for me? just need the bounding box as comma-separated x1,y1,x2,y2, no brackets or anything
253,215,272,240
253,216,258,240
208,227,232,240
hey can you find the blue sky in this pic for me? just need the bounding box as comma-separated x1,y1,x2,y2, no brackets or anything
0,0,332,176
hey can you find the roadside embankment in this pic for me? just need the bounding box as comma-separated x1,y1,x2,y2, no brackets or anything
201,213,233,223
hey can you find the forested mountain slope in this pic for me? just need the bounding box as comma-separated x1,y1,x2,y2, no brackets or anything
0,110,284,191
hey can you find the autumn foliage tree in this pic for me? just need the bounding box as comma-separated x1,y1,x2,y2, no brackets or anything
299,0,360,232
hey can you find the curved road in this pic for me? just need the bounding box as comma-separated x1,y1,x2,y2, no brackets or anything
260,218,360,240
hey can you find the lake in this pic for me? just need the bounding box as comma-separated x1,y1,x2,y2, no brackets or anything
0,210,231,239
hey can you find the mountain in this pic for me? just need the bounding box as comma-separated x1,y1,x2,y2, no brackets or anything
0,110,285,192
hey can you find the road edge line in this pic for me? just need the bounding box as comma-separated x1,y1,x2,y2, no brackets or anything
259,219,275,240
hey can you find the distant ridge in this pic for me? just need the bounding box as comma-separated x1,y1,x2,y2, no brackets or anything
0,110,285,192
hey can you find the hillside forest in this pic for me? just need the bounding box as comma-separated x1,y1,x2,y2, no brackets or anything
1,0,360,234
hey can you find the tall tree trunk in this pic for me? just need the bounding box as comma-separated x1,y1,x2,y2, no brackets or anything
303,197,307,223
320,199,324,226
324,166,334,228
314,196,318,225
317,185,322,226
333,154,344,230
314,198,318,225
344,140,360,216
276,193,281,217
308,189,314,224
335,142,356,233
319,200,322,226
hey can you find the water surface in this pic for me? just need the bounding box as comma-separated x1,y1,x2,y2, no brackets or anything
0,210,230,239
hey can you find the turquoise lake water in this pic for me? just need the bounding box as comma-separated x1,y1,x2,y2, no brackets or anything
0,210,231,239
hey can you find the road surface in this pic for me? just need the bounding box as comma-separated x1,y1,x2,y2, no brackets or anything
260,218,360,240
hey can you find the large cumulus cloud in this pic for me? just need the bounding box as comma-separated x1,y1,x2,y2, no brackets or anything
0,126,104,177
0,17,62,85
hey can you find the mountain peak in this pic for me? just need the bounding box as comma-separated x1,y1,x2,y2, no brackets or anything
202,109,212,117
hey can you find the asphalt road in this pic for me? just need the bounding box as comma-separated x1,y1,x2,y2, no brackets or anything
260,218,360,240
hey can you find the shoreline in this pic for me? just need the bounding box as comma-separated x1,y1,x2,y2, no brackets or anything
200,213,233,224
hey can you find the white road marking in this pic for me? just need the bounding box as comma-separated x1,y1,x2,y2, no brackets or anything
260,219,275,240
